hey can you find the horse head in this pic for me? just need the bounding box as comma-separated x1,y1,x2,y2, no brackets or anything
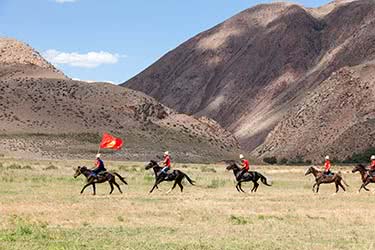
74,166,82,178
145,160,159,170
352,164,366,173
226,161,240,171
305,166,315,176
74,166,89,178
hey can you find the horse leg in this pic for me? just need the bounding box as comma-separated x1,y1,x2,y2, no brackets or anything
312,183,317,192
250,182,256,193
177,181,184,192
363,181,371,192
109,182,114,194
316,183,320,193
338,181,346,191
335,182,339,193
235,183,240,192
150,179,162,194
254,182,259,192
80,183,93,194
92,183,96,195
358,180,370,193
167,181,178,194
113,181,123,194
238,182,245,193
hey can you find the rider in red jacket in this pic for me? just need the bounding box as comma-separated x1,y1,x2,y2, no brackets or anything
238,154,250,179
323,155,332,176
369,155,375,177
161,151,171,174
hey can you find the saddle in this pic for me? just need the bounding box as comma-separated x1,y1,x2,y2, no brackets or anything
367,172,375,180
323,171,334,177
164,171,177,180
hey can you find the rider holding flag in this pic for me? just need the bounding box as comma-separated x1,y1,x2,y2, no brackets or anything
92,153,107,177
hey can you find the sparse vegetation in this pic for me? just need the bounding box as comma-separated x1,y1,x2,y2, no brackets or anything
263,156,277,165
0,159,374,250
343,147,375,164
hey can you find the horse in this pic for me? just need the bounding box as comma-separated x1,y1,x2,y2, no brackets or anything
352,164,375,192
225,161,271,193
305,166,348,193
73,166,128,195
145,160,195,193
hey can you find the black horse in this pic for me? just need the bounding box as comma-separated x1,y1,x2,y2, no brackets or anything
352,164,375,192
145,160,195,193
226,161,272,192
74,166,128,195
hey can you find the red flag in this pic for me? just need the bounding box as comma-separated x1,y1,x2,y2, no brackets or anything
100,133,123,150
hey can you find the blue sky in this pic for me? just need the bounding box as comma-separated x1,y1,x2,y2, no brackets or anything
0,0,330,84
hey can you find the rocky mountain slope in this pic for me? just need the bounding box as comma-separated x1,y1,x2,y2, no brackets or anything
124,0,375,162
0,37,239,162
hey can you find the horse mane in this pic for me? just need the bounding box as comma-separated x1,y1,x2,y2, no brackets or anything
79,166,88,170
357,163,367,168
150,160,161,167
310,166,321,172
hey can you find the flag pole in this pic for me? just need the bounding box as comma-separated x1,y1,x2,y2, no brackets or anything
97,132,103,155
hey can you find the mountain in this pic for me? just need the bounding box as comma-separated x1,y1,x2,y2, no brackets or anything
124,0,375,162
0,37,239,162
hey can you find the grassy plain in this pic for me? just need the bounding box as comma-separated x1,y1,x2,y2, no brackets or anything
0,159,374,250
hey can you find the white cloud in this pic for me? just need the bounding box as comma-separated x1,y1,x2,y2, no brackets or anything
72,78,117,84
43,49,123,68
55,0,77,3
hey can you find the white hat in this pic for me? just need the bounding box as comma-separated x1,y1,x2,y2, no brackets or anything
164,151,169,155
239,154,244,159
325,155,330,160
371,155,375,160
96,153,101,158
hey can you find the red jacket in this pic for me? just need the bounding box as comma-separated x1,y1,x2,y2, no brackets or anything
164,155,171,168
324,160,331,171
370,160,375,170
242,159,249,171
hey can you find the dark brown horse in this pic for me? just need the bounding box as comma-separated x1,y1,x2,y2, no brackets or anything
226,161,272,193
352,164,375,192
305,166,348,193
145,160,195,193
74,166,128,195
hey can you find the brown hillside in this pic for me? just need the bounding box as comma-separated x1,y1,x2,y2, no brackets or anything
0,38,239,162
124,0,375,161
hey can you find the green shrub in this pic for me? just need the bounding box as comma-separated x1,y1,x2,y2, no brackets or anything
230,215,248,225
207,179,225,189
288,155,311,165
343,147,375,163
263,156,277,165
8,163,23,169
200,166,217,173
279,158,288,165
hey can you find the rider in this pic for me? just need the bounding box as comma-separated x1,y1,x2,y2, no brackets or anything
238,154,250,179
323,155,332,176
92,153,107,177
368,155,375,177
160,151,171,177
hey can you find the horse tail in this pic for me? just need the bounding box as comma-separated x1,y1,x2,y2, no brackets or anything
337,171,349,187
259,173,272,186
113,172,128,185
182,172,195,185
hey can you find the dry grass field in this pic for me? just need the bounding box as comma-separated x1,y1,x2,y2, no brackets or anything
1,158,375,250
